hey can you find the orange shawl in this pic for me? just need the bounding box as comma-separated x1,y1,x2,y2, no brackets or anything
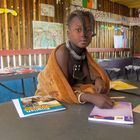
35,45,110,104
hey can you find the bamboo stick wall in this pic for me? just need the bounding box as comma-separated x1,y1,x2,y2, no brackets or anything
0,0,65,51
0,0,136,57
90,0,131,50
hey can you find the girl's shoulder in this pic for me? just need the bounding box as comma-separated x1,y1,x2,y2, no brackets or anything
56,43,69,60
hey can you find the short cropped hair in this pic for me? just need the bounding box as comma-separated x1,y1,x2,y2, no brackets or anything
67,10,95,36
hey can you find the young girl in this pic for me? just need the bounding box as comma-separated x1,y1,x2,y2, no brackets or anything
36,10,114,109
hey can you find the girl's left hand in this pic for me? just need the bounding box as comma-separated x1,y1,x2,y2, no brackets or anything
95,78,107,94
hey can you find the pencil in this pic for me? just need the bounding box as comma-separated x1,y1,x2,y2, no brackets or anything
110,96,125,99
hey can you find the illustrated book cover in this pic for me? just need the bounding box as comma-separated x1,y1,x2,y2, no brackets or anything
12,95,66,118
88,101,134,124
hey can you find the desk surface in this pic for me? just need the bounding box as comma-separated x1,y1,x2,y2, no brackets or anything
0,91,140,140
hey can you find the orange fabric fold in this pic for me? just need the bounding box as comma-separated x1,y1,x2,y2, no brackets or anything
35,45,110,104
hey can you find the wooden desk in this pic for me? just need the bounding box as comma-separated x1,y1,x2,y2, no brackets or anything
0,90,140,140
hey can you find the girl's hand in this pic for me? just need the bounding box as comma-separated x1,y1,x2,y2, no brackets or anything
90,94,114,108
81,93,114,109
95,77,108,94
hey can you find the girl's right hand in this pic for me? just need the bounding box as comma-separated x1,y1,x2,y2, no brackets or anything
82,93,114,109
91,94,114,108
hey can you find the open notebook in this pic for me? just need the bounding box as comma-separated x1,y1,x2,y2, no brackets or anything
88,101,134,124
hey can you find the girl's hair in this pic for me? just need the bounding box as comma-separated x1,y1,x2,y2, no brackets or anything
67,10,95,36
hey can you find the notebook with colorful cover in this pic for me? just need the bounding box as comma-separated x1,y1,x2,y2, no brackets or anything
12,95,66,118
88,101,134,124
110,80,137,90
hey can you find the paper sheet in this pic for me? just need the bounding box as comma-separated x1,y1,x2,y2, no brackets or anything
110,80,138,90
133,104,140,113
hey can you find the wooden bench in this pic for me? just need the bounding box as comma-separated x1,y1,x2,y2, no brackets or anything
0,48,130,69
0,49,53,69
88,48,130,59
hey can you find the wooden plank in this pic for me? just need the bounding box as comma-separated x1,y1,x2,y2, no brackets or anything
0,1,5,50
55,0,58,22
87,47,130,53
58,0,63,23
7,0,15,50
24,0,28,50
54,0,58,22
38,0,41,20
110,0,140,9
30,1,33,49
33,0,37,20
21,0,26,49
15,0,21,50
26,0,31,49
4,0,9,50
0,1,2,50
0,49,53,56
98,0,103,11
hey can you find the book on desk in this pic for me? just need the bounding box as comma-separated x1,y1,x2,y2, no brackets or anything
12,95,66,118
88,101,134,124
110,80,137,90
0,69,15,75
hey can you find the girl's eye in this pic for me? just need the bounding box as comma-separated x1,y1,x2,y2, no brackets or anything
76,28,82,32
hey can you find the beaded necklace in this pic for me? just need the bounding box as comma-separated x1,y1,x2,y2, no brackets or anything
66,41,86,61
66,41,86,81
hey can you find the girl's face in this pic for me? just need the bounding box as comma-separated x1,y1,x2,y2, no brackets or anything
67,16,93,48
